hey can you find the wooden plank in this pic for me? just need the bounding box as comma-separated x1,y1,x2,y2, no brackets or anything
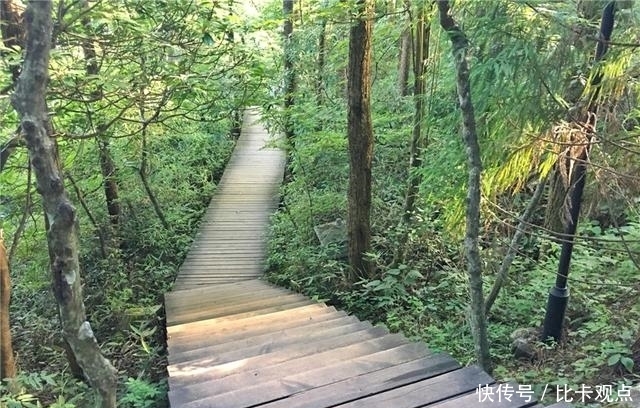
166,280,274,303
180,259,265,265
426,382,538,408
168,328,401,389
172,281,251,290
167,302,328,340
178,266,265,273
172,312,360,364
331,365,494,408
259,353,460,408
182,248,265,253
167,298,315,327
175,274,264,280
175,336,428,408
170,343,445,407
165,282,291,311
167,294,315,335
168,307,345,356
170,316,366,365
169,320,375,378
181,255,265,261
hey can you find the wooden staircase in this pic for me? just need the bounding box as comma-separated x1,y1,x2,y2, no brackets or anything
164,110,567,408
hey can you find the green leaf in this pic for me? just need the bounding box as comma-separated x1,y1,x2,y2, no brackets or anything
607,353,621,366
620,356,634,372
406,270,424,280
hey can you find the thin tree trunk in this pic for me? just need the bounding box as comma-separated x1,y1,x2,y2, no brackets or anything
394,3,430,266
397,0,412,97
80,4,121,232
544,166,568,238
347,0,375,281
226,1,242,140
485,177,548,316
438,0,492,374
315,17,327,108
283,0,295,141
0,232,16,381
10,2,117,406
97,137,121,229
139,124,169,230
67,174,108,259
402,5,430,225
8,162,32,262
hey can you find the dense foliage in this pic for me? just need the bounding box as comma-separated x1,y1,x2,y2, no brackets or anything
1,0,639,406
264,0,640,405
1,0,272,406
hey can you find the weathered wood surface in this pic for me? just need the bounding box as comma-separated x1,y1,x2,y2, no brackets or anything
165,110,559,407
171,109,284,291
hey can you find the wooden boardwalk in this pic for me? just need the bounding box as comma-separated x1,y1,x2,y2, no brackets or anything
164,110,566,407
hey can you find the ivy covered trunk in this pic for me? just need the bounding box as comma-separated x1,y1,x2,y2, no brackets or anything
10,2,117,406
0,233,16,381
347,0,374,280
438,0,492,374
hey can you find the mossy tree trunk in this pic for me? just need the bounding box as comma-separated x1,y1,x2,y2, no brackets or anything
10,2,117,406
437,0,492,374
347,0,375,281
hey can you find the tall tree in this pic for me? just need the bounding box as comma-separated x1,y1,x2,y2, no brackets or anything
315,1,328,108
397,0,412,97
283,0,295,141
347,0,375,280
0,231,16,382
403,2,430,223
438,0,491,373
10,1,117,406
395,0,431,265
79,1,121,234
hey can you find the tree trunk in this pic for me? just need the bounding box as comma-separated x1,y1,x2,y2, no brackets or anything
347,0,375,281
283,0,295,141
315,17,327,108
394,2,430,266
80,5,121,233
402,3,430,223
397,0,412,97
10,2,117,406
97,137,121,229
67,174,108,259
437,0,492,374
0,232,16,381
544,168,568,238
139,122,169,231
485,177,548,316
8,163,32,263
